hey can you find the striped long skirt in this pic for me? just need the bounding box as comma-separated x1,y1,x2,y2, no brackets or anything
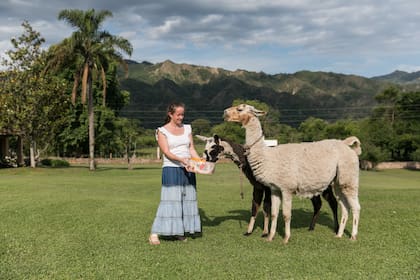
151,167,201,236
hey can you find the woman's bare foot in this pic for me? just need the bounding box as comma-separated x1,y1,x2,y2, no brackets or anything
149,234,160,245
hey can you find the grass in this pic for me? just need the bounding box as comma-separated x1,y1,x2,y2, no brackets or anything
0,164,419,279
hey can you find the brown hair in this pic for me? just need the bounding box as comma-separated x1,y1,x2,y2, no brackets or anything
164,102,185,124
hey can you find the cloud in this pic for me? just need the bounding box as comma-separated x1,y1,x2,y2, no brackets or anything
396,64,420,73
1,0,420,76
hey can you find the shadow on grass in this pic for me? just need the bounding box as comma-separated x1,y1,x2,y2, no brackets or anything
200,207,339,236
80,165,162,172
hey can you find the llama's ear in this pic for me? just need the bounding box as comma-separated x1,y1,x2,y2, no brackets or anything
196,135,211,142
214,135,220,144
252,108,267,117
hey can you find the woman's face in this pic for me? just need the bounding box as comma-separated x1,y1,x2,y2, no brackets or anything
169,106,185,126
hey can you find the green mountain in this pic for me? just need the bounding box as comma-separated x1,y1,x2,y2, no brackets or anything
372,70,420,84
372,71,420,92
120,60,390,128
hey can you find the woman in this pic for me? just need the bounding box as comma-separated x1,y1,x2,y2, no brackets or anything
149,102,202,245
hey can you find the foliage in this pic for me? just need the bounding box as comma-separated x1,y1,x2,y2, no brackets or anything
298,117,328,141
113,117,141,158
0,154,18,168
136,128,158,148
40,158,70,167
191,118,211,135
363,88,420,161
211,122,245,143
0,21,70,166
49,8,133,170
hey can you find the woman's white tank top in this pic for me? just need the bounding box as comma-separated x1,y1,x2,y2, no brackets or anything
157,124,191,167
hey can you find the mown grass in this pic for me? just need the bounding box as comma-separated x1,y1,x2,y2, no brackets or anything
0,164,419,279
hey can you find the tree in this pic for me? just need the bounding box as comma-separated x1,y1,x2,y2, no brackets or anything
298,117,328,141
211,122,245,143
374,86,400,125
191,118,211,135
0,21,69,167
114,117,140,169
50,9,133,170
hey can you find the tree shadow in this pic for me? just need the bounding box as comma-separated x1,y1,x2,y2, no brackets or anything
91,165,162,172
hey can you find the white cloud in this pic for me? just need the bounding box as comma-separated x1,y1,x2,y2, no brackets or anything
1,0,420,76
396,64,420,73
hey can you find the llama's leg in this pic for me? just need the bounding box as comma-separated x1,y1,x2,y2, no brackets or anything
267,192,281,242
245,187,263,236
347,195,361,240
322,185,339,234
261,187,271,237
335,187,350,238
282,192,293,244
245,200,259,236
309,195,322,231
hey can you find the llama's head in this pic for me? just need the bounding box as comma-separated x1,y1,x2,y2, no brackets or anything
223,104,266,125
196,135,242,164
196,135,225,162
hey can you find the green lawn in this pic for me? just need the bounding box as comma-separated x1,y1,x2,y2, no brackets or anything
0,164,419,279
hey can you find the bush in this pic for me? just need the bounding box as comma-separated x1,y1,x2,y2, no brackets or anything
137,135,157,147
40,158,70,168
0,155,18,168
412,148,420,161
40,158,52,166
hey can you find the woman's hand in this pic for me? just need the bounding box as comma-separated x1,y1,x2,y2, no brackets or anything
179,158,190,167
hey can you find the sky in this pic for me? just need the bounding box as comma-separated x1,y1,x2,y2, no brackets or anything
1,0,420,78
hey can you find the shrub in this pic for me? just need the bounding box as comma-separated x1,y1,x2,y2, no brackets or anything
40,158,53,166
51,159,70,168
40,158,70,168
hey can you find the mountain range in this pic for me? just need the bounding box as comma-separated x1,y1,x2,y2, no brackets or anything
119,60,419,128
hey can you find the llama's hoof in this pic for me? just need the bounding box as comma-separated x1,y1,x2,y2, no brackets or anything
350,235,357,241
282,238,290,244
335,234,343,238
261,233,268,238
265,237,273,242
243,232,252,236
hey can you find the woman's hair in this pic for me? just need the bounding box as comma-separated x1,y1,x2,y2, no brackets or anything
164,102,185,124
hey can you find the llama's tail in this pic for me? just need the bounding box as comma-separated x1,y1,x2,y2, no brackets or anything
343,136,362,156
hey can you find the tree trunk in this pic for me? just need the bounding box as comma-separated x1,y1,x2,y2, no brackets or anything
127,138,133,170
88,72,95,171
17,135,24,167
30,139,36,168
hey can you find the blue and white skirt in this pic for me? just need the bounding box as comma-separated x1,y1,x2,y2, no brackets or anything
151,167,201,236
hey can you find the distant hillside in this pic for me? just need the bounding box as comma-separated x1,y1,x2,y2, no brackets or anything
120,60,390,128
372,70,420,84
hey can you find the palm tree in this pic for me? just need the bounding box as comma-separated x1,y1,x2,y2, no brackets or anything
51,9,133,170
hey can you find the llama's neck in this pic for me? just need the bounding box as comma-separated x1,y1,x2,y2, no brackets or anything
244,116,264,148
221,139,247,167
243,116,267,183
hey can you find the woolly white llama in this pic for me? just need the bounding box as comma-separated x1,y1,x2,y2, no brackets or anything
223,104,361,243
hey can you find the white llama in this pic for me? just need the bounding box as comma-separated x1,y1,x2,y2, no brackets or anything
224,104,361,243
